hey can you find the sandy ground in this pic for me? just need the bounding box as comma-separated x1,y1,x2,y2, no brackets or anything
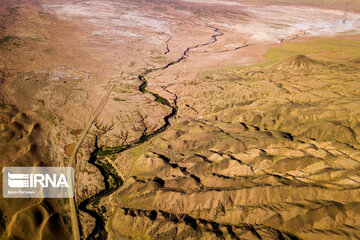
0,0,360,239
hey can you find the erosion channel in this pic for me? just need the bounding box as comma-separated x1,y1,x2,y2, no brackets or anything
78,26,224,239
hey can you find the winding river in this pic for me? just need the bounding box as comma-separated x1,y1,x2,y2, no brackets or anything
78,26,224,240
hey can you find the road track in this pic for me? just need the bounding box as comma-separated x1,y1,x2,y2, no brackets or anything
68,83,114,240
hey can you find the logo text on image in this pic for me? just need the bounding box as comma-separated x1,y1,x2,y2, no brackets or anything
3,167,74,198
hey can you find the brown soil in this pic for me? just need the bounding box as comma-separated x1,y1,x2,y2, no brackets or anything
64,144,75,156
1,0,360,239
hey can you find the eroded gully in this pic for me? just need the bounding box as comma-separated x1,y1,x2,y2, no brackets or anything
78,26,224,240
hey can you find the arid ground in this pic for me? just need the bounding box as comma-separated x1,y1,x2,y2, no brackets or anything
1,0,360,239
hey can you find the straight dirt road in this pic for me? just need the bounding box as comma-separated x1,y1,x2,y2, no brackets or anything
68,83,115,240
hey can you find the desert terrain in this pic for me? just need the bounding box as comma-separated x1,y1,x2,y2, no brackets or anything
0,0,360,239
